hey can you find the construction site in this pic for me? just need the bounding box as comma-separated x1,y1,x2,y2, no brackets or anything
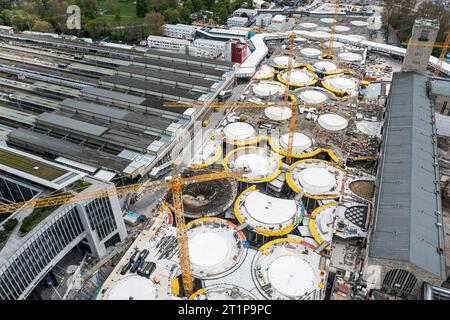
0,1,449,302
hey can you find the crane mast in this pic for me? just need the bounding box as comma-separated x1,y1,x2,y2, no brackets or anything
285,32,297,165
324,0,341,60
171,175,194,296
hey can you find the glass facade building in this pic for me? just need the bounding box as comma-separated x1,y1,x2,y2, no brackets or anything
0,194,127,300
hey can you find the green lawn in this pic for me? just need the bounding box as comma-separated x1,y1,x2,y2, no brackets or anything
0,149,68,181
69,0,144,25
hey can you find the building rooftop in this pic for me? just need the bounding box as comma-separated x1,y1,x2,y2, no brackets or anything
415,18,440,29
0,145,84,190
369,72,446,279
431,79,450,97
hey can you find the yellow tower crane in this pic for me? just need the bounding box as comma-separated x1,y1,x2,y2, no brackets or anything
402,28,450,76
323,0,341,60
0,166,244,297
284,32,298,165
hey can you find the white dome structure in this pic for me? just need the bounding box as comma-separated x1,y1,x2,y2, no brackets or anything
254,65,275,80
316,26,332,32
323,41,345,48
309,31,330,39
108,276,157,300
235,186,302,236
223,122,257,144
300,48,322,57
339,52,363,62
320,18,334,24
351,20,368,27
318,113,349,131
223,147,281,183
278,69,317,87
187,218,247,279
252,81,284,98
280,132,312,153
264,106,292,121
313,61,338,73
322,75,359,95
335,25,351,32
300,22,318,29
294,87,333,106
252,239,325,300
287,159,345,198
299,167,337,194
273,55,297,68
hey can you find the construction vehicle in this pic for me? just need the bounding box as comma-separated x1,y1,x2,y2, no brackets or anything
0,162,244,297
402,28,450,76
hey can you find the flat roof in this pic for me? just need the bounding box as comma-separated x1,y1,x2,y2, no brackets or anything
37,112,109,137
431,79,450,97
145,48,234,67
369,72,445,279
81,87,146,105
0,148,67,180
130,56,226,78
0,145,85,190
8,128,131,173
116,65,217,88
60,99,175,131
99,76,204,101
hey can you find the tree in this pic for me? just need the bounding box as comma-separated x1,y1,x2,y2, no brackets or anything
184,0,195,13
167,0,178,8
191,0,203,12
0,0,12,10
115,9,121,22
144,11,165,36
76,0,98,19
148,0,169,11
32,19,54,32
45,0,68,29
179,6,191,24
192,0,204,12
107,0,117,11
163,7,180,24
3,218,18,232
136,0,148,18
84,19,111,39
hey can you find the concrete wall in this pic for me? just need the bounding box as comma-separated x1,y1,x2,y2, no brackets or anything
363,257,445,299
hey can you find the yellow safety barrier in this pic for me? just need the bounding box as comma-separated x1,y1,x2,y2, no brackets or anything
171,277,180,296
185,216,226,229
223,146,282,183
254,71,275,80
321,80,348,97
308,202,338,250
188,288,207,300
233,186,299,237
267,139,342,164
225,135,266,147
258,237,304,251
277,70,318,88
